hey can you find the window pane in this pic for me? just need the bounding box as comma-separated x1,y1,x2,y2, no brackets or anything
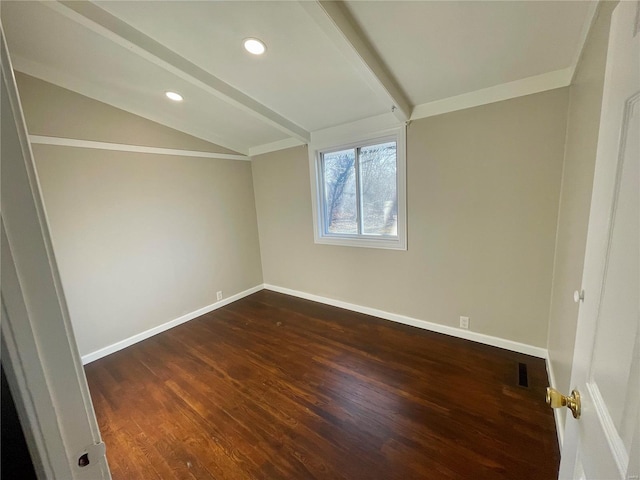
360,142,397,236
322,149,357,234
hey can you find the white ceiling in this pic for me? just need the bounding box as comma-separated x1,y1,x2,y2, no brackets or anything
1,1,596,156
345,1,591,105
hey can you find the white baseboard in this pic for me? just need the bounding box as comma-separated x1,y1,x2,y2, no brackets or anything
545,353,564,448
263,284,548,359
81,284,263,364
83,282,549,367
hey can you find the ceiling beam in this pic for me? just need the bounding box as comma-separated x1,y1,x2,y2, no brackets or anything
46,1,310,145
300,1,411,123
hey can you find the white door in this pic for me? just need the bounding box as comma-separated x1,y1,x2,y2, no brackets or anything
1,24,111,479
558,2,640,479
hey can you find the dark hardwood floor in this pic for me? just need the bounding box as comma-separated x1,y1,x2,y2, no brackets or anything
85,290,560,479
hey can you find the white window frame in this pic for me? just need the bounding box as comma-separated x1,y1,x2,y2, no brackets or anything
309,123,407,250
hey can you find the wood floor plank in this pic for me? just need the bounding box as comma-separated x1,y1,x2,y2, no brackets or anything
85,290,560,479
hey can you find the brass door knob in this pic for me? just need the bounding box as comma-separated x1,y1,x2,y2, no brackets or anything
546,387,581,419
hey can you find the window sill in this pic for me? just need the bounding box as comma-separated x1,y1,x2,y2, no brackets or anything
314,234,406,250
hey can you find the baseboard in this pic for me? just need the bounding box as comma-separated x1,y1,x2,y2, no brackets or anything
545,353,564,448
83,281,549,366
81,284,263,364
263,284,548,359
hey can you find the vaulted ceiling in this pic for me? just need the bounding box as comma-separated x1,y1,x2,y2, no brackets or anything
2,1,596,156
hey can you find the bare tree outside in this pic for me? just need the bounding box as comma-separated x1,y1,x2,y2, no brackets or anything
322,148,357,234
360,142,397,235
321,141,397,236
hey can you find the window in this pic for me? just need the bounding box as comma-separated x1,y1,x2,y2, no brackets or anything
309,125,406,250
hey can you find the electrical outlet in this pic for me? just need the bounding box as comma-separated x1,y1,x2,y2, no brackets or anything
459,316,469,329
216,291,223,301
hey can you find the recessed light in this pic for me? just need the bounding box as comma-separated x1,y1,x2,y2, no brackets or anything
243,38,266,55
165,91,183,102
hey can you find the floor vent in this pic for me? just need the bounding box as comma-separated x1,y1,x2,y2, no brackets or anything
518,362,529,387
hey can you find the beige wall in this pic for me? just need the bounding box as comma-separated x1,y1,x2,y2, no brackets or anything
546,1,617,430
17,75,263,358
253,88,569,348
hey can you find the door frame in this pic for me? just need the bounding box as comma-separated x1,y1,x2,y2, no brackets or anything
1,23,110,479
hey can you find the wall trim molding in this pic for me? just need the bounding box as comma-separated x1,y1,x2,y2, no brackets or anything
29,135,250,161
263,284,548,359
81,284,263,364
410,68,573,121
249,138,305,157
545,353,564,448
